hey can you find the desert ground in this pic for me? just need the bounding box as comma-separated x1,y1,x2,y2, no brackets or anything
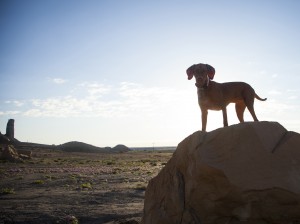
0,149,173,224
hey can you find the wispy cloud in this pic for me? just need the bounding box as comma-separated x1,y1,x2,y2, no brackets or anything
78,82,111,99
2,81,299,127
0,111,21,116
2,82,189,118
5,100,25,107
51,78,68,84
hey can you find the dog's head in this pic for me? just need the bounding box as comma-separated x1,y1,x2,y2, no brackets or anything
186,63,215,88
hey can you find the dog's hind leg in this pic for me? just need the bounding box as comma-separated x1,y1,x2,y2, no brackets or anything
235,102,246,123
245,98,259,122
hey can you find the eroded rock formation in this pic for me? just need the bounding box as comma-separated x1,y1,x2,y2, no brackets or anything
142,121,300,224
5,119,15,140
0,145,23,162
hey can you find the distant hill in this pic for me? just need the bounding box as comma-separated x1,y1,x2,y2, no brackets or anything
110,144,130,153
57,141,131,153
57,141,109,153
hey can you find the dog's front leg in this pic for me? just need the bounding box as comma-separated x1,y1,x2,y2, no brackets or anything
222,107,228,127
201,108,208,131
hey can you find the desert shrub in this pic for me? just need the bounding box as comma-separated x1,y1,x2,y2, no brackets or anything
0,187,15,195
45,175,56,180
104,160,115,165
141,159,151,163
70,174,77,180
81,182,92,189
65,215,79,224
33,180,44,185
150,161,157,166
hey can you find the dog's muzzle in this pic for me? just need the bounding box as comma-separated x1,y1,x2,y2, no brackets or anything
195,83,203,88
195,76,210,88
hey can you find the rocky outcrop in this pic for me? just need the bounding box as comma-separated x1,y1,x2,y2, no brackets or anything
17,149,32,159
0,131,11,144
5,119,15,140
0,145,24,162
142,121,300,224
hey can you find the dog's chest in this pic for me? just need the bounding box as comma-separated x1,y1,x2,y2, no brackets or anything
197,89,223,110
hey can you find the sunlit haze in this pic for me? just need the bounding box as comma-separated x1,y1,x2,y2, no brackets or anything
1,0,300,147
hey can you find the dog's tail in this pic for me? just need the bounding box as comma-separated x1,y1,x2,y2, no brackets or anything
255,93,267,101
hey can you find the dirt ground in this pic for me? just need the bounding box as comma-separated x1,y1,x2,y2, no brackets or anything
0,149,173,224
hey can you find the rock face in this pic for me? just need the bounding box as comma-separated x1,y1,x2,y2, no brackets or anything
0,131,11,144
0,145,24,162
142,122,300,224
5,119,15,140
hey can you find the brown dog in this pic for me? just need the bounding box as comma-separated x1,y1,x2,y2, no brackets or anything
187,63,267,131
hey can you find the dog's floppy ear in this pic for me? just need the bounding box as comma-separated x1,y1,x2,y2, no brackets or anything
186,64,196,80
206,64,215,80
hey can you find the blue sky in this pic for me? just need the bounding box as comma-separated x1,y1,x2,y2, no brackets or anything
1,0,300,147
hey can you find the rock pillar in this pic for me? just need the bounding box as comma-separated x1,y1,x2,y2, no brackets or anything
6,119,15,140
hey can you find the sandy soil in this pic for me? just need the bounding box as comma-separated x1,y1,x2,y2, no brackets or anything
0,149,173,224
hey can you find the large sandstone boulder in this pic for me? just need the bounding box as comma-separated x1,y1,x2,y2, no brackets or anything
142,121,300,224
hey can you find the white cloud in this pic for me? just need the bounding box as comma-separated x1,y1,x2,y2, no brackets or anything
4,82,189,119
14,100,25,107
52,78,68,84
0,110,21,115
4,100,24,106
27,96,92,117
23,109,43,117
2,80,299,136
79,82,111,99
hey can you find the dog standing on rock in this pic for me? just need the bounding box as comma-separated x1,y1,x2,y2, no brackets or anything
187,63,267,131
